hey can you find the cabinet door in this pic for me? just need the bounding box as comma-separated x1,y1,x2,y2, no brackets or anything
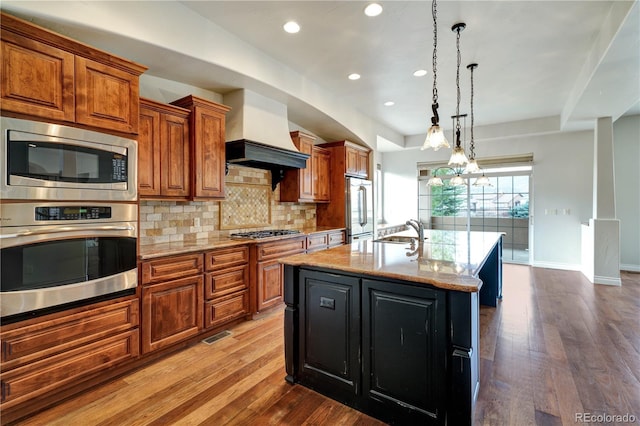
141,275,203,353
298,270,360,403
298,138,314,200
160,112,190,198
138,106,161,196
0,32,75,122
361,279,446,423
356,150,369,178
256,260,284,312
75,56,139,134
191,105,226,199
313,147,331,202
345,146,359,176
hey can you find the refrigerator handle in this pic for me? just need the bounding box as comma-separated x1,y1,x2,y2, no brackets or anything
359,185,367,226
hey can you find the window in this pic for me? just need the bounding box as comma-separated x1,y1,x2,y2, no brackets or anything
418,161,532,264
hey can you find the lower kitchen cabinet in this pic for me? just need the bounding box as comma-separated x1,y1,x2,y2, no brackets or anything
0,298,139,412
253,236,306,313
204,245,250,329
297,270,360,404
140,253,204,354
141,275,204,354
285,267,450,425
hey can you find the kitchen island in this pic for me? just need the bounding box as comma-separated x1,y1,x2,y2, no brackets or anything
281,230,502,425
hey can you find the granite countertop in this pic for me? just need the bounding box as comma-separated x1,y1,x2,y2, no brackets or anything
138,226,346,260
280,229,504,293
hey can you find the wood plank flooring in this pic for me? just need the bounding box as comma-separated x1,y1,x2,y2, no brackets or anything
10,266,640,425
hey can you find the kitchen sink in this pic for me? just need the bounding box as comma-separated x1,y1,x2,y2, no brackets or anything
372,235,420,244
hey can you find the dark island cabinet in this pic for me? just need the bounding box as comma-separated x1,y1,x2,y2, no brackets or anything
296,270,360,404
361,279,447,424
284,266,478,426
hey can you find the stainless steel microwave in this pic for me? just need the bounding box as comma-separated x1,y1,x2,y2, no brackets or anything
1,117,137,201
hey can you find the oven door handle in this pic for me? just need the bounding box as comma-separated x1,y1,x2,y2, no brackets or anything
0,225,135,239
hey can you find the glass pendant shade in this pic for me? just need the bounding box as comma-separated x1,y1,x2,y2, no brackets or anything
464,158,480,173
449,174,466,186
473,174,492,186
448,146,468,166
426,176,444,186
422,125,450,151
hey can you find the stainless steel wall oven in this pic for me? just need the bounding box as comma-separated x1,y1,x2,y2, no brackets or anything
0,202,138,321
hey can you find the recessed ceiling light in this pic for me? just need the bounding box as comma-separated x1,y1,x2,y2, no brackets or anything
413,69,428,77
348,73,361,80
384,101,395,106
283,21,300,34
364,3,383,17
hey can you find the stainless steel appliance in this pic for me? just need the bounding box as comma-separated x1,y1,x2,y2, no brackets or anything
1,117,137,201
0,202,138,319
346,177,374,242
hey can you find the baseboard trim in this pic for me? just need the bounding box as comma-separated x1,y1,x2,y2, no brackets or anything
620,263,640,273
594,275,622,286
531,261,582,271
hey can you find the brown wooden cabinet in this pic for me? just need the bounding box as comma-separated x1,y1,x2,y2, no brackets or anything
140,254,204,354
170,95,231,200
0,298,139,411
0,12,146,134
316,141,371,228
306,229,346,253
280,131,331,203
138,98,190,198
252,236,306,312
204,246,250,329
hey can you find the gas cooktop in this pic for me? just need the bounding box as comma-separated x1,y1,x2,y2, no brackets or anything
229,229,301,239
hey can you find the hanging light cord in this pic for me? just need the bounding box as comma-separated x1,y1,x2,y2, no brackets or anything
455,25,462,147
469,64,475,160
430,0,440,126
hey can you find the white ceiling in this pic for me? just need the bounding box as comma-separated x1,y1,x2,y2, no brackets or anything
2,1,639,151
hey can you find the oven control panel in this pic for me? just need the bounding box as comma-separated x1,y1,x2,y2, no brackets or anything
35,206,112,221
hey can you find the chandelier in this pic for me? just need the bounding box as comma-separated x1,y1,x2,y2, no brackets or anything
448,22,468,167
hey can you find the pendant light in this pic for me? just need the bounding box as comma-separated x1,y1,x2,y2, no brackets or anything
448,22,468,166
465,63,480,173
421,0,449,151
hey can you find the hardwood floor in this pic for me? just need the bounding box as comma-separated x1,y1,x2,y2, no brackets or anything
11,266,640,425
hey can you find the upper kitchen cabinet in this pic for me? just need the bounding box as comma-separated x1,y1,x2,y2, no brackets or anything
138,98,191,199
280,131,331,203
170,95,231,200
318,140,370,179
0,12,146,135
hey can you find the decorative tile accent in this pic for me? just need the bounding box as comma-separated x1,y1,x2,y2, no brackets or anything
220,183,271,229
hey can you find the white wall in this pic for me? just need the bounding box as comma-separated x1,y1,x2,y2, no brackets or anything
381,129,594,270
613,114,640,271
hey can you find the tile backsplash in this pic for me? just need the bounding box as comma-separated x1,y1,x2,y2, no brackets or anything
139,165,316,246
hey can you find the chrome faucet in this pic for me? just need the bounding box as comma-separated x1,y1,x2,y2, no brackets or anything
405,219,424,242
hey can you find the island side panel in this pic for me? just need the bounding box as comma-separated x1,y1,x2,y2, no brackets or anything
283,264,299,383
448,290,480,426
479,235,503,307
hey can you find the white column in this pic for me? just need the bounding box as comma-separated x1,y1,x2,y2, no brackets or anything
582,117,621,285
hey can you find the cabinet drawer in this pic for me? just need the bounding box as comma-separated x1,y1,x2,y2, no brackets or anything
204,290,249,329
306,233,328,251
205,265,249,299
1,329,139,409
1,299,138,368
328,230,346,247
141,253,203,284
257,237,306,261
205,246,249,272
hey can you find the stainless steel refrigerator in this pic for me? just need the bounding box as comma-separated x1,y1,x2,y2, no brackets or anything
346,177,374,242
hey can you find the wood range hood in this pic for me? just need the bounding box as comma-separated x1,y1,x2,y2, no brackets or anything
224,89,309,190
